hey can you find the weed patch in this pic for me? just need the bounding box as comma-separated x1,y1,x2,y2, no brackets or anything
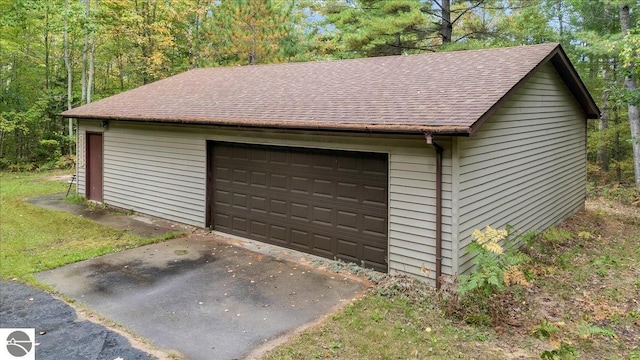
265,198,640,359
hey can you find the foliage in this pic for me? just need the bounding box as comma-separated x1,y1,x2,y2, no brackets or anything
531,320,559,339
1,0,639,183
576,321,616,339
587,182,640,206
321,0,432,57
210,0,302,65
540,342,577,359
458,226,530,298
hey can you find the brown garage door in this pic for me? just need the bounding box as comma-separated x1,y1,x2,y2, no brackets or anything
208,142,388,271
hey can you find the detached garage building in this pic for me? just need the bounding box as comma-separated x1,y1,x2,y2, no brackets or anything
62,43,599,286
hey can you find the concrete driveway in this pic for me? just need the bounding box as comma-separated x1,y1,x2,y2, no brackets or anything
37,235,366,360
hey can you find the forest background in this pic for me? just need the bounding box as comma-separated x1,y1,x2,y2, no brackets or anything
1,0,638,188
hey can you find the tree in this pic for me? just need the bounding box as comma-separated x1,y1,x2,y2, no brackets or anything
620,3,640,187
321,0,434,57
430,0,490,44
210,0,297,65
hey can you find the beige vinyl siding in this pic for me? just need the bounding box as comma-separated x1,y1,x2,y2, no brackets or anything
103,126,207,226
76,121,453,282
76,120,103,196
388,151,454,285
455,63,586,274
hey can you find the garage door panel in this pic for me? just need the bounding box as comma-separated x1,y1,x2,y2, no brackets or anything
291,202,309,220
312,152,335,169
251,148,267,162
232,192,247,209
215,213,229,228
363,157,387,174
337,182,358,201
363,185,387,205
210,142,388,272
337,239,358,262
313,233,333,254
270,174,287,190
250,220,267,238
312,206,332,225
216,167,231,182
364,215,386,235
232,216,247,232
270,225,287,244
270,199,287,216
312,179,333,197
270,149,288,164
291,177,309,193
336,210,358,231
337,155,359,172
250,196,267,212
233,169,248,184
364,246,387,268
291,229,310,248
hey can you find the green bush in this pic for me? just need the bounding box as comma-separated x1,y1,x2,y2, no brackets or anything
458,226,530,298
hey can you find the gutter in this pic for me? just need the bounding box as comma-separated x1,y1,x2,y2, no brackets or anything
425,132,443,289
60,115,472,136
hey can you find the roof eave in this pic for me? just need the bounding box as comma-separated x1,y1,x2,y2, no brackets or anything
63,114,472,136
548,46,600,119
468,43,601,136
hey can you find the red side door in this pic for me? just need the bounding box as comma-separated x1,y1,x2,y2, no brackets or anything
86,132,103,202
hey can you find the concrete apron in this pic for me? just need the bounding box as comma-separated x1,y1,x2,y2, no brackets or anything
36,235,367,360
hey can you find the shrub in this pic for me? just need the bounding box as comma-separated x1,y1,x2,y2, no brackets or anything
457,226,530,298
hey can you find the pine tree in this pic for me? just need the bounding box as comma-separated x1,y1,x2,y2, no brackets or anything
323,0,432,58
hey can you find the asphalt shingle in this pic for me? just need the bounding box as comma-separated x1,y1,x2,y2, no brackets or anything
61,43,597,134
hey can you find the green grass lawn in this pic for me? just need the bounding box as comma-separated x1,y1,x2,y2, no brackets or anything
0,171,176,284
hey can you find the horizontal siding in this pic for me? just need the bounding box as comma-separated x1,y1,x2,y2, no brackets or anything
103,126,207,226
456,62,586,275
388,145,453,286
76,121,454,283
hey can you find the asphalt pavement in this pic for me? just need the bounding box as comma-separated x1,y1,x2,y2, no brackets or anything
36,236,365,360
26,195,366,359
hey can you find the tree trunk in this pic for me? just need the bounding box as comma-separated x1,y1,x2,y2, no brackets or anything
613,105,622,183
620,4,640,187
81,0,91,105
192,0,201,69
87,0,97,104
64,0,72,111
598,83,609,172
44,0,51,90
64,0,73,154
440,0,452,43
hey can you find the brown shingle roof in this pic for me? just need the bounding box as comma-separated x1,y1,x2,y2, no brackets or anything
61,43,599,135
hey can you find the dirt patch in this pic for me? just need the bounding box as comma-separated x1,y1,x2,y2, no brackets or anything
47,173,75,183
499,197,640,358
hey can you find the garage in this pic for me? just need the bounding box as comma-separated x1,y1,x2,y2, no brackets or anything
207,142,388,271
